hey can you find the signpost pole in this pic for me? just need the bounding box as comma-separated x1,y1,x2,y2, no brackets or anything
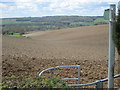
108,4,116,89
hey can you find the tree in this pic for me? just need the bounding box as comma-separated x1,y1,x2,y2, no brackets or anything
20,32,25,35
114,9,120,54
113,3,120,87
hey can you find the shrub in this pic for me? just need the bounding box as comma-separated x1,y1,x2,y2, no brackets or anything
114,9,120,54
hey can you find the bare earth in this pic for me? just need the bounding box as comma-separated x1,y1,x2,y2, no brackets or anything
2,25,120,88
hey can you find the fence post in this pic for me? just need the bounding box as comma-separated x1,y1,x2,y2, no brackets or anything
108,4,116,89
96,81,103,90
50,70,54,79
78,66,80,84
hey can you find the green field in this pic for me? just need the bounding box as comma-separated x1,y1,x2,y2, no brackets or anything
2,20,34,25
94,18,105,23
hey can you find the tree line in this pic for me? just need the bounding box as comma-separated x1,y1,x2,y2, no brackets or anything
2,16,108,35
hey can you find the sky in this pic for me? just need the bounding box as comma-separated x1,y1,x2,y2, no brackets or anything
0,0,120,18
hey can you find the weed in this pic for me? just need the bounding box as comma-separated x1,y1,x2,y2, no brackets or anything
1,76,67,89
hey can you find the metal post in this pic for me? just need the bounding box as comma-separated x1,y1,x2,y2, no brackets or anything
108,4,116,89
96,81,103,90
50,70,54,79
78,66,80,84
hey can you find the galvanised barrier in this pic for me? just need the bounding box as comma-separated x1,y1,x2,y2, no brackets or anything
39,65,80,84
39,65,120,89
68,74,120,89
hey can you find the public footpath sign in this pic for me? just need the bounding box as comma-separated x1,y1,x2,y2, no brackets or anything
104,9,110,20
118,1,120,9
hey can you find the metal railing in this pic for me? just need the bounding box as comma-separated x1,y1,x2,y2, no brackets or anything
39,65,120,89
68,74,120,89
39,65,80,84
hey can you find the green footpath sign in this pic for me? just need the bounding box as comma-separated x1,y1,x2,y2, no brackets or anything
104,9,110,20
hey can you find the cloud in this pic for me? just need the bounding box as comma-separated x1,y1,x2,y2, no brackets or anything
0,0,120,18
43,0,119,16
47,0,119,10
13,0,38,11
0,3,8,8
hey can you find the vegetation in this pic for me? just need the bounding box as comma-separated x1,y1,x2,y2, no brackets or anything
1,16,108,35
114,9,120,54
3,34,31,39
114,8,120,87
8,34,23,37
1,75,67,89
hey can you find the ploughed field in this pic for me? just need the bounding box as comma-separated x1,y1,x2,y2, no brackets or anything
2,25,119,88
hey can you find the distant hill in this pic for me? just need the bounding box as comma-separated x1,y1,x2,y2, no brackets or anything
1,16,108,35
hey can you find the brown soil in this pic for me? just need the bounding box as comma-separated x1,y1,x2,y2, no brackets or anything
2,25,120,88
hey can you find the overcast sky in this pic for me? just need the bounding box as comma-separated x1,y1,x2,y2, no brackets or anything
0,0,120,18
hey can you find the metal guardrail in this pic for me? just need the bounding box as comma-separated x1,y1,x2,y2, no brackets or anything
39,65,80,84
39,65,120,89
68,74,120,89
